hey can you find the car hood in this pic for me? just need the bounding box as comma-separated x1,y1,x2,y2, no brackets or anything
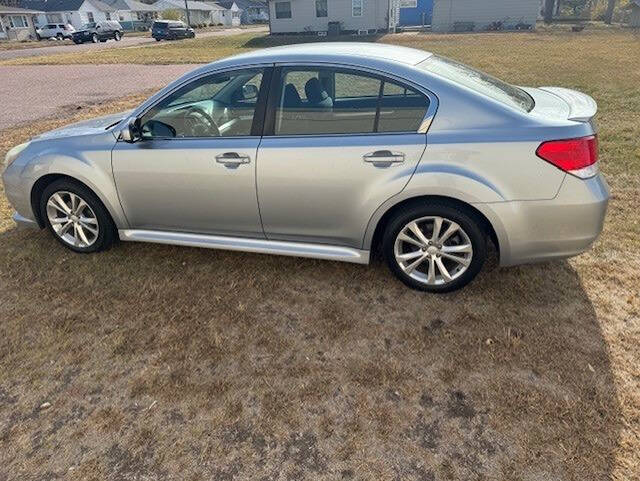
33,110,132,141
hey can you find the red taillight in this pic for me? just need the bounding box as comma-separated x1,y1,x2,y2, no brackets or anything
536,135,598,178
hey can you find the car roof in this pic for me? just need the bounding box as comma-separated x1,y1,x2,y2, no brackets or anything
217,42,433,68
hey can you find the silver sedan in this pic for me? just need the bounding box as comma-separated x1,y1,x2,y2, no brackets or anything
2,43,609,292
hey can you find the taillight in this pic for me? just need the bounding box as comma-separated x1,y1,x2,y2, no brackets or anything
536,135,598,179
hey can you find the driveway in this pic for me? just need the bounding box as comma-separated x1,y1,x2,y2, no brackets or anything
0,64,201,130
0,26,268,61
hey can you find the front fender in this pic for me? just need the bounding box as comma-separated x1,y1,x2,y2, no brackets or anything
20,137,128,229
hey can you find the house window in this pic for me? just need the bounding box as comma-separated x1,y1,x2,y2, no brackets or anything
399,0,418,7
315,0,327,17
105,12,111,20
352,0,363,17
8,15,28,28
275,1,291,19
87,12,94,22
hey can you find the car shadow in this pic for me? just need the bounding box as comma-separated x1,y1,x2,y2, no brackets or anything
0,224,622,480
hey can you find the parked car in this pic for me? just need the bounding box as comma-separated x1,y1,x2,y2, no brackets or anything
35,23,75,40
151,20,195,41
72,21,123,44
1,43,609,292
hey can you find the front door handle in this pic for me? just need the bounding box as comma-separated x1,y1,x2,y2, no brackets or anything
215,152,251,168
363,150,405,165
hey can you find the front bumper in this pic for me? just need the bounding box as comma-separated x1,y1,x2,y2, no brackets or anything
481,173,610,266
12,212,39,228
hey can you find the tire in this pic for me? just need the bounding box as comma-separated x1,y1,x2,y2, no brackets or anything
155,37,161,41
382,201,487,293
40,178,116,254
114,31,121,41
91,33,98,43
56,33,63,40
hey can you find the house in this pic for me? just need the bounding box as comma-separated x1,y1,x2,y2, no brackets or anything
202,1,238,26
19,0,117,31
0,4,42,40
397,0,433,27
268,0,392,34
216,0,268,24
154,0,228,25
627,0,640,28
103,0,160,30
431,0,539,32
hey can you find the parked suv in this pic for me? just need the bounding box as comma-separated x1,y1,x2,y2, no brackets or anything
35,23,75,40
152,20,195,41
72,21,123,44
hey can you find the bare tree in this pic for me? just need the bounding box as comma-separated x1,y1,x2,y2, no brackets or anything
604,0,616,24
544,0,555,23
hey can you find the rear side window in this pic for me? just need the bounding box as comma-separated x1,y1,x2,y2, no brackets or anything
419,55,534,112
274,67,429,136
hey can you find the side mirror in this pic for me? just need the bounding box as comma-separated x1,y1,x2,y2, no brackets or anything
242,84,259,100
120,117,140,143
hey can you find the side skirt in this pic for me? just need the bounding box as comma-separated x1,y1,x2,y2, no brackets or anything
119,229,370,265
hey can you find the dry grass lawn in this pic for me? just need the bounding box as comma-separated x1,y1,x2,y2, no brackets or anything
0,29,639,480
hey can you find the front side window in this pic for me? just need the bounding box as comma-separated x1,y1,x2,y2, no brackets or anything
275,1,291,19
352,0,363,17
315,0,327,17
140,69,264,138
274,67,430,136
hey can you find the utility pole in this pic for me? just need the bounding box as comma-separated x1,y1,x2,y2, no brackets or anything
184,0,191,26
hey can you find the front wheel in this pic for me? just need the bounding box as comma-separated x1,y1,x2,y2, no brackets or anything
114,31,121,41
91,33,98,43
56,33,63,40
382,202,487,293
40,179,116,253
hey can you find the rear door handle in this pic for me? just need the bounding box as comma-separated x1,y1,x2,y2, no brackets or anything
363,150,405,164
215,152,251,168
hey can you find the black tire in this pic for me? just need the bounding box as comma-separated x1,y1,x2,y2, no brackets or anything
91,33,98,43
56,33,63,40
155,37,161,41
382,201,487,293
40,178,116,254
114,31,121,41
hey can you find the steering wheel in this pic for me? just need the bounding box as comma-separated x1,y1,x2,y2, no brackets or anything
182,106,220,137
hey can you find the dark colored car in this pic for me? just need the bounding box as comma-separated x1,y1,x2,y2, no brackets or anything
152,21,195,41
72,21,123,44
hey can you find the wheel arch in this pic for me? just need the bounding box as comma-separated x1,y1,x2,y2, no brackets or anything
366,195,501,260
30,174,121,230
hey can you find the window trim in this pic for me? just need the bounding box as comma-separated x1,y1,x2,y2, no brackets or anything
124,65,274,141
263,63,438,139
8,15,28,28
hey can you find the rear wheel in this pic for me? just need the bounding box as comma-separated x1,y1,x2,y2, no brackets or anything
91,33,98,43
114,31,121,41
56,32,63,40
40,179,116,253
382,202,487,292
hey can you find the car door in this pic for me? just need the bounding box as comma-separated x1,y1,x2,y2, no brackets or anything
256,65,433,249
112,67,271,238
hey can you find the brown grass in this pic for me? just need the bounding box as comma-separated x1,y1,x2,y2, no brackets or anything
0,29,639,480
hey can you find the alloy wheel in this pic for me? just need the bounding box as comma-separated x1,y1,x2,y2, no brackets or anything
393,216,473,286
46,191,99,248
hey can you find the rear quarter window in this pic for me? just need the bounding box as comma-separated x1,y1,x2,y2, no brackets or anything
419,55,534,112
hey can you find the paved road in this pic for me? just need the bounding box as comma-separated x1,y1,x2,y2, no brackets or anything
0,64,201,130
0,26,268,61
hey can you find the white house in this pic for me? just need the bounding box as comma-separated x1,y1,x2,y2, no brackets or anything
203,1,239,26
216,0,267,24
103,0,160,30
0,4,42,40
268,0,390,34
19,0,117,30
154,0,229,25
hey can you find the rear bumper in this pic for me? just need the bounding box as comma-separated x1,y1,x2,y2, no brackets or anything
478,173,609,266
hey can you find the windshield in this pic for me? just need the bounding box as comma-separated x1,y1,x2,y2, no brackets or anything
419,55,534,112
82,22,96,29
